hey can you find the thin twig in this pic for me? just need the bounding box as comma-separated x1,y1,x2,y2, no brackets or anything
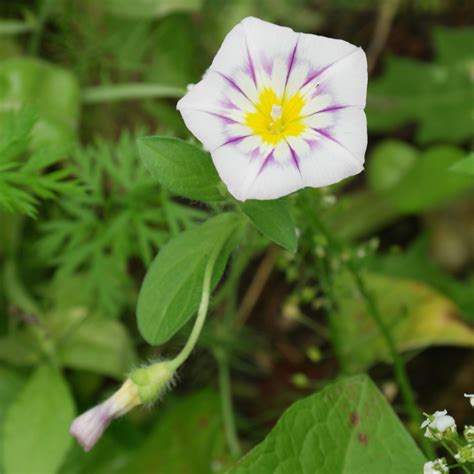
367,0,400,74
313,216,434,458
235,245,280,330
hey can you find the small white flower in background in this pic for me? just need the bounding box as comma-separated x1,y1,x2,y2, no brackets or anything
455,445,474,464
70,378,140,451
464,393,474,407
421,410,457,440
464,425,474,442
423,458,449,474
177,17,367,201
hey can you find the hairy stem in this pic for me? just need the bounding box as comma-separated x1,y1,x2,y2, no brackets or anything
170,251,218,370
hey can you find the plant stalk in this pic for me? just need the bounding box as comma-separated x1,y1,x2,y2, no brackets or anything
82,83,185,104
313,215,434,458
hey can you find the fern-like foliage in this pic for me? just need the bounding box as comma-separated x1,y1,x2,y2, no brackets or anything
38,131,207,317
0,109,76,217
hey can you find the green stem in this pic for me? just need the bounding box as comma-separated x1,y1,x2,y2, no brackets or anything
82,83,185,104
170,251,217,370
29,0,56,55
0,19,37,35
313,216,434,458
442,441,470,474
216,350,241,459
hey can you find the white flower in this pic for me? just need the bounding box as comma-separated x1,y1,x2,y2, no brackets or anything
464,425,474,442
177,17,367,201
464,393,474,407
70,378,141,451
421,410,457,440
423,458,449,473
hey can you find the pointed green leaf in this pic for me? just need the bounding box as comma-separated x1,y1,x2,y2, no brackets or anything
137,213,243,345
3,365,75,474
138,136,222,202
231,375,425,474
241,199,297,252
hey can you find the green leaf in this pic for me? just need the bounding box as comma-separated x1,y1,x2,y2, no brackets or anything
332,271,474,371
0,58,80,149
450,153,474,176
0,366,25,471
368,26,474,144
3,365,75,474
138,136,223,202
388,146,473,213
367,140,417,193
367,142,473,214
241,199,297,252
118,390,230,473
56,315,136,378
369,236,474,319
102,0,202,18
231,375,425,474
137,213,243,345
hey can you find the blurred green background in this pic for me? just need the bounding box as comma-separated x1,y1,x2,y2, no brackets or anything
0,1,473,473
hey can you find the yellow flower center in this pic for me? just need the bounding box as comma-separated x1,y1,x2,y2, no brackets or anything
245,88,306,145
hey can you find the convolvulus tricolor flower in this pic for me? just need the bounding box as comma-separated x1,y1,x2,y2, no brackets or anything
178,17,367,200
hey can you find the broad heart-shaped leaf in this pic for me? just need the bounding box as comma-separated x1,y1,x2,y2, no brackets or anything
137,213,243,345
241,199,297,253
117,390,230,473
3,365,75,474
332,271,474,372
367,26,473,144
231,375,425,474
138,136,222,202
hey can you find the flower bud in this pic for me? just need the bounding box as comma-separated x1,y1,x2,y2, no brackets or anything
455,445,474,464
70,361,176,452
464,425,474,442
423,458,449,474
70,378,140,451
131,360,175,403
421,410,457,440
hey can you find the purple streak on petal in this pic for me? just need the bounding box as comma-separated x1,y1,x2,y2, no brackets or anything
215,71,252,103
250,147,261,160
317,104,349,114
285,36,300,88
301,104,348,120
246,44,257,87
258,150,275,176
302,47,360,88
220,98,239,110
286,140,301,173
218,135,251,148
262,56,273,76
312,127,361,165
312,127,335,142
202,110,239,125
